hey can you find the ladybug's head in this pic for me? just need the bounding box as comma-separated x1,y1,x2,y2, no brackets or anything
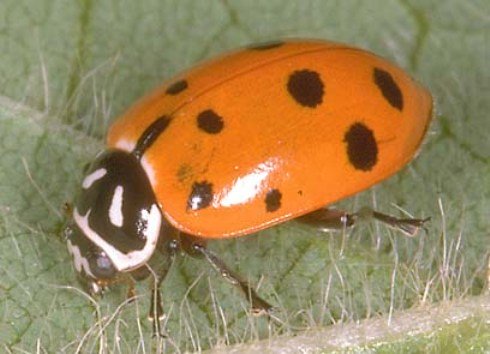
64,149,163,294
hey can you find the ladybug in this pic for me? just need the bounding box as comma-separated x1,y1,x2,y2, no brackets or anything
65,39,432,331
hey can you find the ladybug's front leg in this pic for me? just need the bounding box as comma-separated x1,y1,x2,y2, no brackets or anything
180,233,273,315
147,230,180,337
297,207,429,237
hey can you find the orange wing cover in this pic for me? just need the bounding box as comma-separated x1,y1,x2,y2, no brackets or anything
107,40,433,238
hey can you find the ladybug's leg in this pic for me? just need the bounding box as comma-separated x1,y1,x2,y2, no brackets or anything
125,276,136,301
180,233,273,315
297,207,429,237
147,227,180,336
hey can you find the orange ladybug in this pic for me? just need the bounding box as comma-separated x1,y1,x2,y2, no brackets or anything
65,39,432,333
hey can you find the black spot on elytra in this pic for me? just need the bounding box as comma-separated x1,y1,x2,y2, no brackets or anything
248,41,285,50
166,79,188,95
265,189,282,212
287,69,324,108
187,181,214,211
197,109,224,134
133,116,171,159
344,123,378,171
373,68,403,111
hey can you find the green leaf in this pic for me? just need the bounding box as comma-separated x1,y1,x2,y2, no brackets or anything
0,0,488,352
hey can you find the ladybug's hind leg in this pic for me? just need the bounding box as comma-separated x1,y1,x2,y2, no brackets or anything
180,233,273,315
297,207,429,237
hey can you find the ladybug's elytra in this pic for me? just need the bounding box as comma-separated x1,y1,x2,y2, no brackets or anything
65,39,433,332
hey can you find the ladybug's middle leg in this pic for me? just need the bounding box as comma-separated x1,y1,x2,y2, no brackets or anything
296,207,429,237
180,233,273,315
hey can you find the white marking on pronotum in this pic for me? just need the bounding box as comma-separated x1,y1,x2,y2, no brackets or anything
109,185,124,227
73,205,162,272
115,138,136,153
82,168,107,189
67,239,96,278
141,156,157,188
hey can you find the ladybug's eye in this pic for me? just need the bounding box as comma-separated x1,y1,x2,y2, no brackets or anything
89,252,117,279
